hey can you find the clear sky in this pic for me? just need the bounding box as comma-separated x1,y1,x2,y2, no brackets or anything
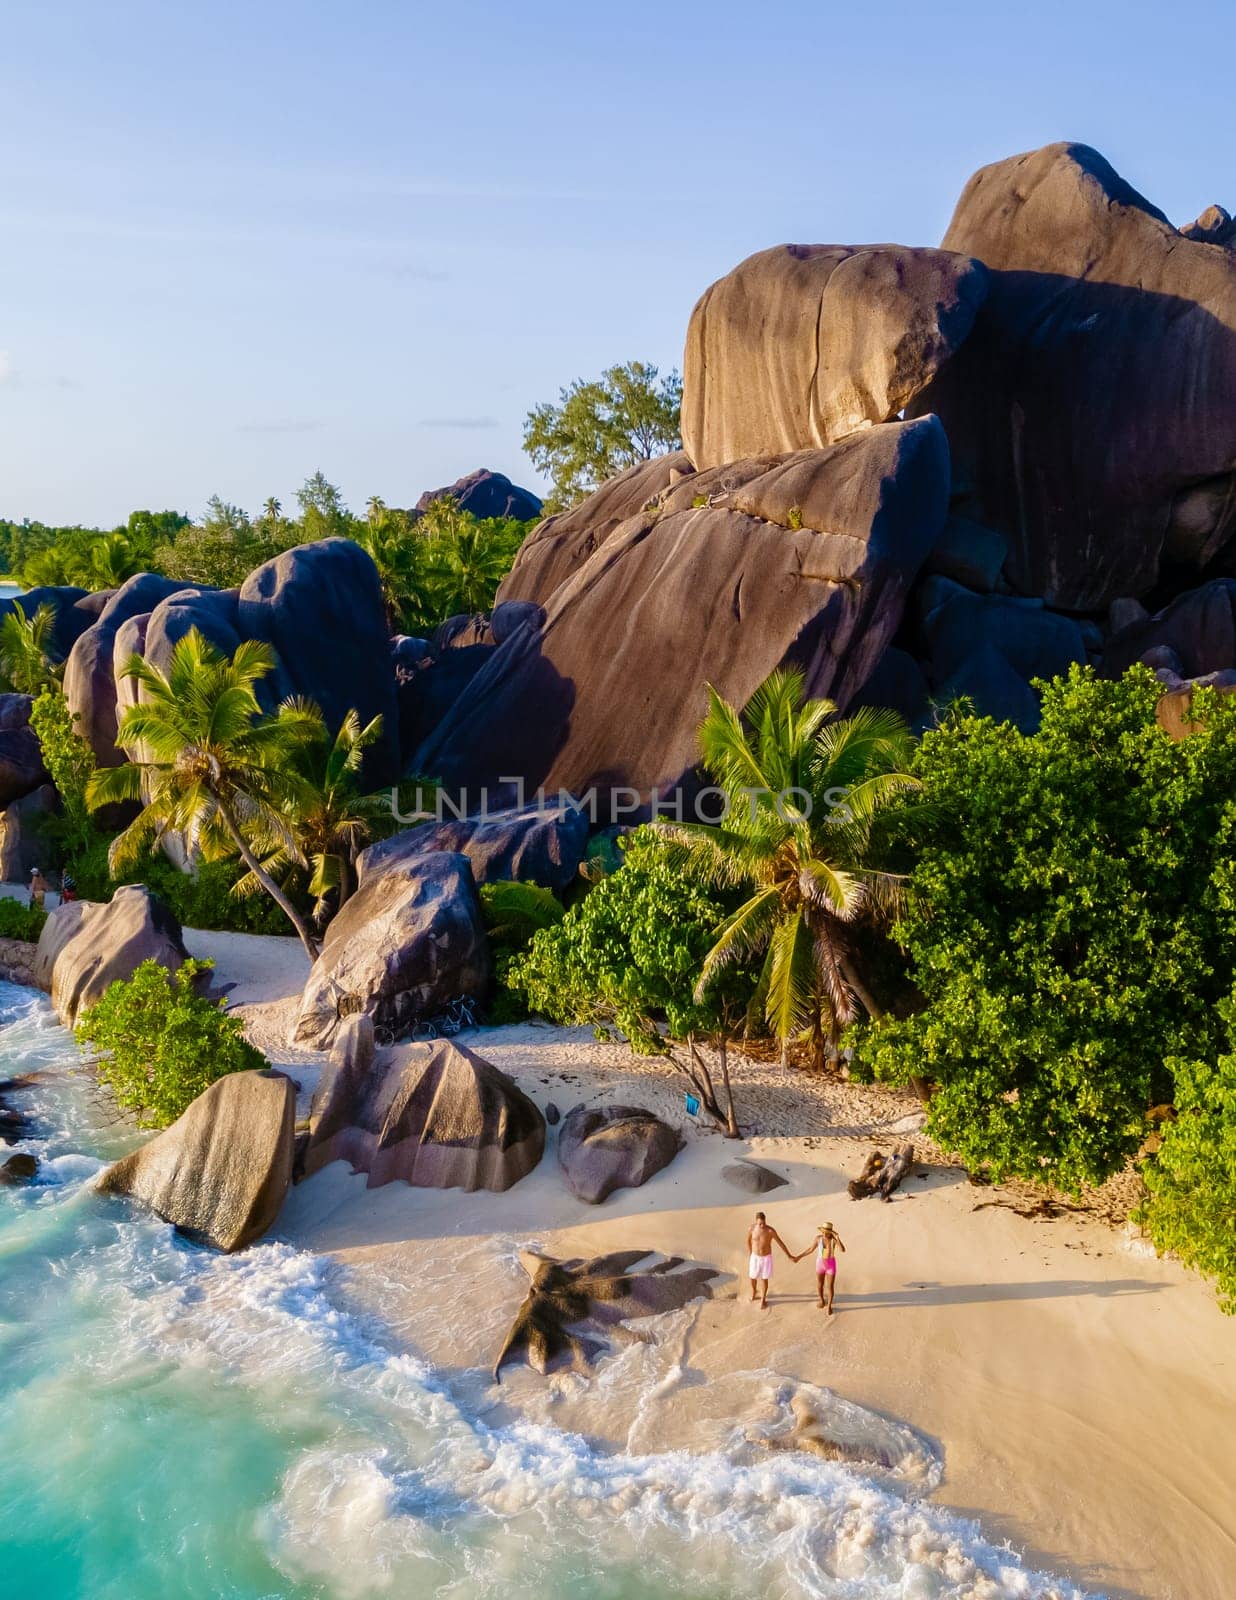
3,0,1233,526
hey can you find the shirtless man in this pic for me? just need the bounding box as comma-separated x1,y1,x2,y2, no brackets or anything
746,1210,793,1309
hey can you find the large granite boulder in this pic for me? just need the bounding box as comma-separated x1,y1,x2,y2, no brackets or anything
238,539,399,786
415,467,542,522
682,244,987,471
358,800,587,895
0,694,49,807
415,418,949,815
0,783,57,882
917,142,1236,610
557,1104,683,1204
497,453,694,608
304,1030,544,1192
64,573,193,764
32,885,192,1028
293,850,490,1049
0,586,97,662
95,1069,295,1251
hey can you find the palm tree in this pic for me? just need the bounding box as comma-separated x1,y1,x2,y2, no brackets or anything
0,601,59,694
235,707,395,925
88,533,145,589
419,508,523,617
85,628,325,963
659,669,919,1070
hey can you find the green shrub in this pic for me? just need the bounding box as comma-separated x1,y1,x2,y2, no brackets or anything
75,958,265,1128
136,855,294,936
480,880,565,1022
1138,994,1236,1311
0,898,47,942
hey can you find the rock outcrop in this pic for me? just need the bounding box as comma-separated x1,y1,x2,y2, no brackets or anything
683,244,987,472
32,885,192,1027
0,695,50,807
0,782,57,882
557,1104,683,1204
493,1248,718,1377
918,141,1236,610
304,1027,544,1192
416,468,542,523
293,850,490,1049
357,800,587,895
497,453,695,608
415,418,949,814
721,1159,789,1195
95,1068,295,1251
1102,580,1236,682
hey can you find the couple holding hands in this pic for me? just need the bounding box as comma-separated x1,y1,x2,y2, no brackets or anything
746,1212,846,1313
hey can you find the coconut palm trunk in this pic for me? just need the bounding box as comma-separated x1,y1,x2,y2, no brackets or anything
214,793,320,964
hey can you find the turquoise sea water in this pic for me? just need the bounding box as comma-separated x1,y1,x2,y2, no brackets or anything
0,982,1098,1599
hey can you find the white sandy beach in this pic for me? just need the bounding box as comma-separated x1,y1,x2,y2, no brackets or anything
163,924,1236,1600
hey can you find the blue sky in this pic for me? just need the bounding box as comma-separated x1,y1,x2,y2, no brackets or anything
2,0,1233,526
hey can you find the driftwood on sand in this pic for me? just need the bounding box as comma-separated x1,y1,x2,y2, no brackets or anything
848,1143,915,1201
492,1248,718,1379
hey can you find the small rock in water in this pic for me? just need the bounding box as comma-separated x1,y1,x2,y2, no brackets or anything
0,1152,38,1185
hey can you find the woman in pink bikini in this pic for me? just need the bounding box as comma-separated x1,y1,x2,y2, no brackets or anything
796,1222,846,1314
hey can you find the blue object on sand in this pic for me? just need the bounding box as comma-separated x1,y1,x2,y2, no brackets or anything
684,1093,701,1117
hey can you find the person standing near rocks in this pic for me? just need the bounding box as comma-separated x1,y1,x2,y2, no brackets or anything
28,867,49,909
746,1210,794,1309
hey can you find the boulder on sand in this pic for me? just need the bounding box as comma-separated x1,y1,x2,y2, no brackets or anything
493,1248,718,1378
917,142,1236,610
721,1159,788,1195
32,885,193,1028
682,243,987,470
292,851,491,1049
357,800,588,895
304,1029,544,1192
95,1069,295,1251
415,418,950,815
557,1104,683,1204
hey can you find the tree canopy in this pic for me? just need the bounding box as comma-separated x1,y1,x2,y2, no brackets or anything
522,360,682,511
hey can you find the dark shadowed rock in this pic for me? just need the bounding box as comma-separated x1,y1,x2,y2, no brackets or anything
416,419,950,815
95,1069,295,1251
917,142,1236,610
0,691,49,806
0,783,58,882
0,693,34,732
848,648,931,729
32,885,192,1027
238,539,399,786
497,453,694,608
923,514,1008,593
721,1159,789,1195
1102,580,1236,680
396,642,495,762
545,1100,560,1126
558,1104,683,1204
415,467,542,522
0,1152,38,1185
0,586,96,661
493,1248,718,1378
358,801,587,895
293,850,490,1049
304,1032,544,1192
682,244,987,470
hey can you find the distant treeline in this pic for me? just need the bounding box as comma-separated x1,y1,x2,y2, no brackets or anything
1,472,531,635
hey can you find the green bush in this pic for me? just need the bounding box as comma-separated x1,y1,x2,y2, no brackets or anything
136,855,294,936
1138,994,1236,1311
75,958,265,1128
0,898,47,942
480,880,565,1022
856,666,1236,1191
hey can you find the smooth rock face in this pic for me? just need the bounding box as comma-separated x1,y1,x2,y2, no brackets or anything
497,453,695,608
304,1035,544,1192
557,1104,683,1204
682,244,987,471
415,468,542,522
238,539,400,786
0,586,96,661
358,801,588,895
721,1159,788,1195
416,418,949,813
95,1069,295,1251
919,142,1236,610
0,694,49,808
0,783,58,882
32,885,192,1028
293,851,491,1049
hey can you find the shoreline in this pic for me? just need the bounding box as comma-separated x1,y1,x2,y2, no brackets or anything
188,925,1235,1600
